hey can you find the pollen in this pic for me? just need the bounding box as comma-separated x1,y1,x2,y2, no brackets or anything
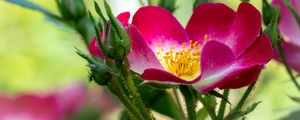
156,41,204,80
156,35,208,80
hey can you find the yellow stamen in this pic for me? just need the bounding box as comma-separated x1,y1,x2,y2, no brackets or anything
156,35,209,80
156,42,200,80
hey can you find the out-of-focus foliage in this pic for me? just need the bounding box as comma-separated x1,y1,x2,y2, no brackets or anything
0,1,88,93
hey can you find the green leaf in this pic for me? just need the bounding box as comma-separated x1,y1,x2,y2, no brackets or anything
284,0,300,27
225,101,261,120
138,85,183,119
263,7,280,47
139,82,177,89
209,90,231,104
196,93,217,119
196,108,208,120
288,96,300,104
150,91,183,119
205,95,217,112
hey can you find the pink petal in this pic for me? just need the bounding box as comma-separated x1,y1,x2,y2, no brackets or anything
126,25,164,74
186,3,235,43
186,3,261,57
192,41,235,91
273,0,300,46
141,68,199,84
0,96,13,116
218,65,262,89
132,6,189,50
200,41,235,79
117,12,130,23
273,40,300,73
88,33,105,58
199,34,272,92
235,34,273,66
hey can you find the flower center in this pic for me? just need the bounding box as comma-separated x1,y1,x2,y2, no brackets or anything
156,36,208,80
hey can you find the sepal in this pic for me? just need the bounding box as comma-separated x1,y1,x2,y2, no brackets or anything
263,7,280,46
76,49,111,85
262,0,275,25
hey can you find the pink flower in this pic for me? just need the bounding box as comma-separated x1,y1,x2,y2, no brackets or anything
0,94,60,120
56,83,87,116
89,3,273,92
0,83,87,120
272,0,300,73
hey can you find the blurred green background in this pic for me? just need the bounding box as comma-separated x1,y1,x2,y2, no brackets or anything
0,0,299,119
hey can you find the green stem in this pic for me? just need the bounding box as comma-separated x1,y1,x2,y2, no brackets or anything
179,85,197,120
224,83,255,120
107,77,143,120
117,59,154,120
173,87,185,119
217,89,229,120
197,94,217,120
277,42,300,92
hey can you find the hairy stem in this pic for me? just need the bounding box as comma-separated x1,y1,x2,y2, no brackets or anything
179,85,197,120
116,59,154,120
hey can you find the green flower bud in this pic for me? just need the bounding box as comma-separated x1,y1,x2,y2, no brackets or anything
89,63,111,85
105,24,130,60
103,1,131,60
56,0,87,21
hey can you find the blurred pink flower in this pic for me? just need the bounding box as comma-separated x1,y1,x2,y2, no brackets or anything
0,83,88,120
0,94,60,120
56,83,87,116
89,3,273,92
272,0,300,73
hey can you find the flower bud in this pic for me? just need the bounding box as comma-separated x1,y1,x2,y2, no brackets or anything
104,24,131,60
89,63,111,85
56,0,86,21
103,1,131,60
